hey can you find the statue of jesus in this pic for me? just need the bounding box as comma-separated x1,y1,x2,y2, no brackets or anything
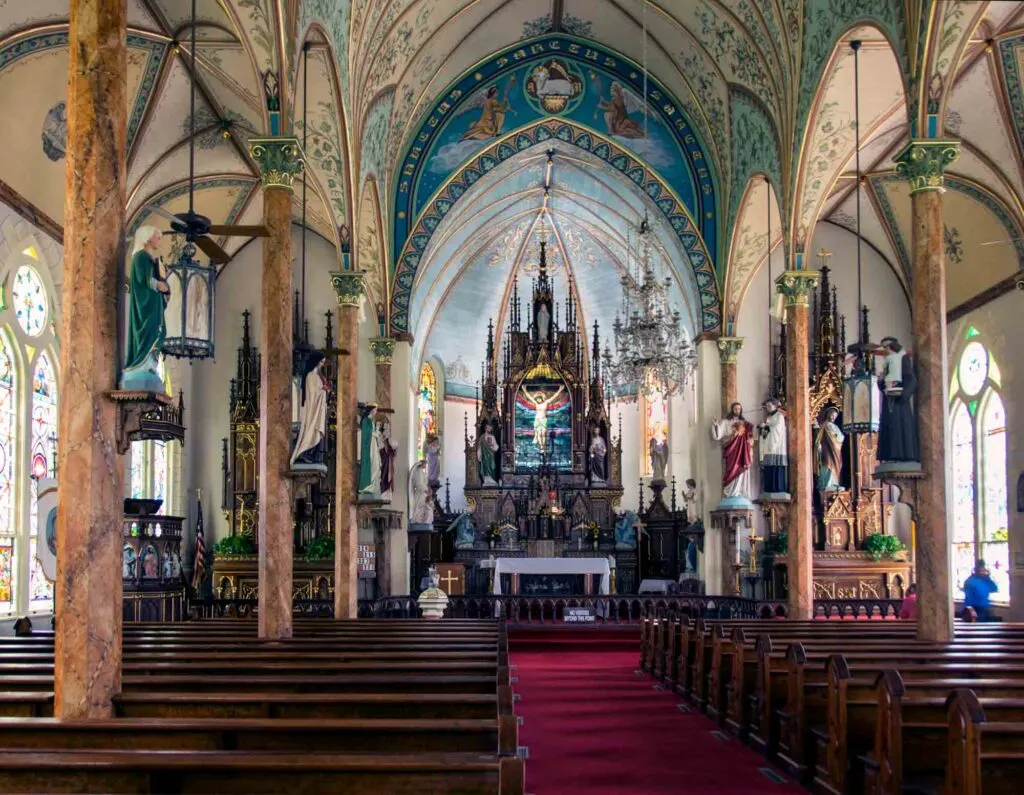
526,385,565,451
711,402,754,502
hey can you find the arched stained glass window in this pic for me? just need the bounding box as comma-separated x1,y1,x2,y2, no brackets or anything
0,332,16,614
643,385,668,477
12,266,47,337
949,329,1008,601
28,352,56,608
417,363,438,459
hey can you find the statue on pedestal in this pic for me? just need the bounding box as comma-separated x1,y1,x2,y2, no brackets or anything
423,432,442,486
121,226,169,392
588,426,608,484
877,337,919,462
357,404,381,498
711,402,754,503
757,398,788,494
649,434,669,483
683,478,700,524
379,417,398,500
290,352,328,468
815,406,845,492
478,421,500,486
408,460,433,526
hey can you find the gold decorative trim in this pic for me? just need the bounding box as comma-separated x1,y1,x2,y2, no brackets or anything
248,137,305,192
894,138,960,194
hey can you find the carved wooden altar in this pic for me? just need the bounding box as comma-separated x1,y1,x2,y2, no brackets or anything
767,260,911,599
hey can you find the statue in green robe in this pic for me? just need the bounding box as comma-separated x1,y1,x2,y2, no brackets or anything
120,226,169,392
477,422,499,486
357,404,380,498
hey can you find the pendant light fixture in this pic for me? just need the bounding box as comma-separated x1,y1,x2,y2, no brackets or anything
841,39,881,433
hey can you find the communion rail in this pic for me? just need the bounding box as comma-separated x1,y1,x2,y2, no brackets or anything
189,595,902,622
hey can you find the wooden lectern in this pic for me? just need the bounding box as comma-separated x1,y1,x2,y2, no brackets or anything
435,563,466,596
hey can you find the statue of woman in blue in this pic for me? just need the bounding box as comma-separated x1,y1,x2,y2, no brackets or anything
120,226,169,391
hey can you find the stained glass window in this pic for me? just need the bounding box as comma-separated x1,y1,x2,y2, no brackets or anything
948,331,1008,603
129,439,173,513
643,385,669,477
417,364,437,459
29,353,55,609
0,332,15,615
12,266,47,337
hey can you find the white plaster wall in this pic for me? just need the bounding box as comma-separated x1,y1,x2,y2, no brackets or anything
187,228,346,544
441,397,474,512
948,291,1024,619
733,221,914,553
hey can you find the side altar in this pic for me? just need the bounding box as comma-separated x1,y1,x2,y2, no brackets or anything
447,243,636,594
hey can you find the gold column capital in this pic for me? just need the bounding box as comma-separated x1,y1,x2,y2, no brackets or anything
894,138,960,194
717,336,743,365
775,270,820,308
369,337,395,365
330,270,365,307
248,137,305,192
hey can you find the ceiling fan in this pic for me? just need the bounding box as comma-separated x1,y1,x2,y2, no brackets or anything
143,0,266,265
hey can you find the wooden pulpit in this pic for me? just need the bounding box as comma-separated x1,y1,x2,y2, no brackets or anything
435,563,466,596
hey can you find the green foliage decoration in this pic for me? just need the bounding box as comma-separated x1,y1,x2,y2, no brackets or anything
212,535,256,555
863,533,906,562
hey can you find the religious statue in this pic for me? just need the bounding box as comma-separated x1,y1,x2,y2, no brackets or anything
536,303,551,342
121,226,169,392
357,404,381,498
649,434,669,483
588,426,608,484
454,514,476,548
877,336,919,462
379,417,398,501
423,432,442,486
478,421,500,486
525,385,564,451
757,398,788,494
122,546,137,579
614,512,637,550
683,478,699,524
290,352,328,468
408,460,433,527
711,402,754,502
815,406,845,493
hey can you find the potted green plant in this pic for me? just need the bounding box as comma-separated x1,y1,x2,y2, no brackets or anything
863,533,906,562
302,534,335,561
211,535,256,556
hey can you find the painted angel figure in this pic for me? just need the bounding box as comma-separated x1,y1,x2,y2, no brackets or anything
460,78,515,141
593,77,647,138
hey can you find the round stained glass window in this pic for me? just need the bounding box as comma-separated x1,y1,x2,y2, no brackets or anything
958,341,987,397
12,266,47,337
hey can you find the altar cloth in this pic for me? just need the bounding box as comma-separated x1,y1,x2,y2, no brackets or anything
487,557,611,595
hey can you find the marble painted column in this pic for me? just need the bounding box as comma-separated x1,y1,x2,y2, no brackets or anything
55,0,127,719
776,270,819,621
331,272,364,618
694,336,724,593
895,139,960,641
717,337,743,416
248,137,304,640
369,337,395,410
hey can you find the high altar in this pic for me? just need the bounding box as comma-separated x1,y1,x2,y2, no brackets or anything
451,243,630,595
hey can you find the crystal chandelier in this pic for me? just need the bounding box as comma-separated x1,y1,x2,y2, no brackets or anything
603,217,695,399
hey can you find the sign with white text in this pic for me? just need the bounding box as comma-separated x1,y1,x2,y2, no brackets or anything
564,607,596,624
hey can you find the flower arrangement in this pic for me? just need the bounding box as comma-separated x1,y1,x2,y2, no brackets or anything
212,535,256,555
585,521,601,540
487,522,502,542
303,534,335,561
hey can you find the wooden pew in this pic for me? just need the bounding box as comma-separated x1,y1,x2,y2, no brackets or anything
944,689,1024,795
0,750,526,794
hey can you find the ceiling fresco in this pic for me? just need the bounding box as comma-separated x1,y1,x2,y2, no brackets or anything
0,0,1020,352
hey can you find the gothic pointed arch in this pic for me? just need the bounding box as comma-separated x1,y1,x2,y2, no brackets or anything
356,175,388,326
724,174,784,327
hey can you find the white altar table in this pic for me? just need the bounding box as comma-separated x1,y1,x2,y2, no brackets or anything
484,557,612,595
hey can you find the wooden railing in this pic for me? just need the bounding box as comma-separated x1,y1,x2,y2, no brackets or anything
189,595,904,622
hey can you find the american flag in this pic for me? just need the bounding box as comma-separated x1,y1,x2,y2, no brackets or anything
191,495,207,593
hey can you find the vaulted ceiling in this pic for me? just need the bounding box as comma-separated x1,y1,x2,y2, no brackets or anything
0,1,1022,360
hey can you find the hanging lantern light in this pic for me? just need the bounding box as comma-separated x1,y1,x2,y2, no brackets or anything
841,39,880,434
162,239,216,360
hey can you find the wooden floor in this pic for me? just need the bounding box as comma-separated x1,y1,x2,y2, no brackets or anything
640,616,1024,795
0,619,524,794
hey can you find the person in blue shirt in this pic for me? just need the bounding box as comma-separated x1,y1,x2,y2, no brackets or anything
963,561,999,621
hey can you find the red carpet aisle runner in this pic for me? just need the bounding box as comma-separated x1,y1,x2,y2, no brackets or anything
510,631,804,795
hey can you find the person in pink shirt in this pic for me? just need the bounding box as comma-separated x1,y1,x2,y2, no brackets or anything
899,584,917,620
